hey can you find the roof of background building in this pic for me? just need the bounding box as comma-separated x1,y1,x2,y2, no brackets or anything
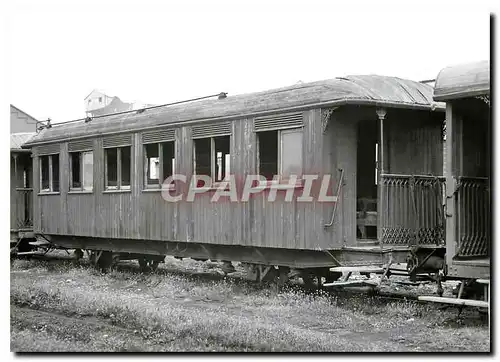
11,132,36,151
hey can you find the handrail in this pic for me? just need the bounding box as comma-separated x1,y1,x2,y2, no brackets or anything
381,173,445,179
380,174,445,245
324,168,344,228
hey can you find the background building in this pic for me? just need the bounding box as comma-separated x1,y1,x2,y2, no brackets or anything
10,105,38,133
84,89,155,117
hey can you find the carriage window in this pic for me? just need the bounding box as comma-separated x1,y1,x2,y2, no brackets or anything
40,154,60,192
105,146,131,190
145,144,160,186
70,151,93,191
194,136,230,184
258,128,302,180
194,138,211,177
162,141,175,181
258,130,278,180
214,136,230,182
82,152,94,190
40,155,50,191
144,141,175,188
70,152,81,188
121,147,131,187
52,155,60,192
280,129,302,178
106,148,118,188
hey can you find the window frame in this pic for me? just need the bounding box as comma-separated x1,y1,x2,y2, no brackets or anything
257,127,304,184
69,150,94,192
39,153,60,193
193,136,231,186
143,141,176,190
104,146,132,191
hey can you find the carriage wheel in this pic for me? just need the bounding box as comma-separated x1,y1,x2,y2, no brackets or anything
138,257,160,272
74,249,84,260
276,266,290,287
96,251,113,271
301,273,316,289
138,257,148,270
243,263,260,282
150,260,160,271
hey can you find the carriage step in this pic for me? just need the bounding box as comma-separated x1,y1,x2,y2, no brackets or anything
28,240,51,247
476,279,490,285
15,251,43,256
330,266,384,274
418,296,489,308
323,279,379,288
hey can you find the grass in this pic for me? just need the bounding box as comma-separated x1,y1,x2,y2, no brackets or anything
10,257,490,352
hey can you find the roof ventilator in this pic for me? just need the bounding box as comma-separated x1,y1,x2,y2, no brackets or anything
218,92,228,100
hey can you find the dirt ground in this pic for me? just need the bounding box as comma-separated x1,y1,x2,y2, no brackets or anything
10,254,490,352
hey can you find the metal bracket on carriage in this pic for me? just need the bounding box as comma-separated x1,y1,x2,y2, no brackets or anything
321,107,338,134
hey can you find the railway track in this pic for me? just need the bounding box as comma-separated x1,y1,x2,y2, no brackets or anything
11,250,444,306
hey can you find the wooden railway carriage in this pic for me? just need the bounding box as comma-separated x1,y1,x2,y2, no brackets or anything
10,133,36,251
23,74,446,280
433,60,491,280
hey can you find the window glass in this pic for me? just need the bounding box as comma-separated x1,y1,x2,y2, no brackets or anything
51,154,60,192
214,136,230,182
82,152,93,190
41,155,49,190
194,138,211,176
258,131,278,180
145,144,160,185
281,129,302,178
70,152,81,188
162,141,175,182
106,148,118,187
121,146,131,187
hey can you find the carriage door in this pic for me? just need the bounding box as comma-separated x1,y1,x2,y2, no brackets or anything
356,119,378,241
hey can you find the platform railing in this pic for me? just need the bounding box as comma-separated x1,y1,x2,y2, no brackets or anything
380,174,445,246
456,177,490,257
15,188,33,230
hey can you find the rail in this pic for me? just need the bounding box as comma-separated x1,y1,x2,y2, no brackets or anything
15,188,33,229
380,174,445,245
456,177,490,257
324,168,344,228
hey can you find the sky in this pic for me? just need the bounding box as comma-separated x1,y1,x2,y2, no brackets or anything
4,0,494,124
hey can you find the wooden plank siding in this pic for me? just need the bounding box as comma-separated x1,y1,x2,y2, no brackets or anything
385,111,444,176
332,111,358,245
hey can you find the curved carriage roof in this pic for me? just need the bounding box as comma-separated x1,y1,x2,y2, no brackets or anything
11,132,36,152
25,74,442,146
433,60,490,101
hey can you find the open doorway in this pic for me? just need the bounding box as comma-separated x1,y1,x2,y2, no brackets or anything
356,120,378,240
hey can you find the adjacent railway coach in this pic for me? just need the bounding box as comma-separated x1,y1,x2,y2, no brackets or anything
418,60,491,309
434,60,491,280
10,132,36,252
